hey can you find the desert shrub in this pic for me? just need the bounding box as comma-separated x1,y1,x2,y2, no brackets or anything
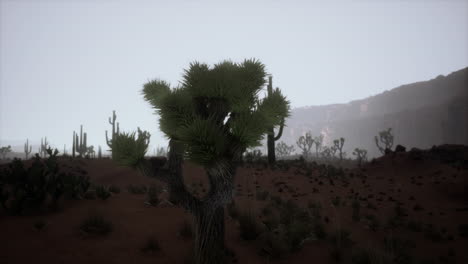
258,231,289,259
238,210,262,240
147,184,162,206
80,213,113,235
141,235,161,253
127,184,147,194
109,185,121,194
95,185,111,200
0,151,89,215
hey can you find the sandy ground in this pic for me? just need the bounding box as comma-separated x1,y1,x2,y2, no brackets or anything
1,145,467,264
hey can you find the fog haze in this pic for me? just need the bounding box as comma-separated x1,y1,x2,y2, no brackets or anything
1,0,467,154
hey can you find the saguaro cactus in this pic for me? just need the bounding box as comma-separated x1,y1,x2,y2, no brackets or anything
266,75,291,165
24,139,32,159
39,137,49,158
105,110,120,158
73,125,88,157
98,145,102,159
375,128,394,154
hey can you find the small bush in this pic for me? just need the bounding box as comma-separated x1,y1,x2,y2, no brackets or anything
109,185,121,194
95,185,111,200
127,184,147,194
80,214,113,235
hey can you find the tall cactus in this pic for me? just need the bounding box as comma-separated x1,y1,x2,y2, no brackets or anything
266,75,290,165
73,125,88,157
24,139,32,159
39,137,49,158
98,145,102,159
105,110,120,159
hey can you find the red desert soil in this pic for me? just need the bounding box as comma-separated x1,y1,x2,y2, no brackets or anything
1,145,468,264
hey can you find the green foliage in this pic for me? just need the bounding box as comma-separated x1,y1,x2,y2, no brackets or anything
375,128,394,154
296,132,314,158
141,59,290,166
275,141,295,158
80,213,113,235
111,128,150,168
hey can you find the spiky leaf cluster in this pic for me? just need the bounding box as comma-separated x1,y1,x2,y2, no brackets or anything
142,59,290,166
111,128,150,168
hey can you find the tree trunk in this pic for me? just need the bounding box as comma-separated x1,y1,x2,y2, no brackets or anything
193,205,226,264
267,129,276,165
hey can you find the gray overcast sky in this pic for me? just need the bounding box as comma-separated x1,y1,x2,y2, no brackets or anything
1,0,467,154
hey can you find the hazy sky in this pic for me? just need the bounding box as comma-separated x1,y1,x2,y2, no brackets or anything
1,0,467,154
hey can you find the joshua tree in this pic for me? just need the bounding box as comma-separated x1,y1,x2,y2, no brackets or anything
110,59,289,264
375,128,394,154
24,139,32,159
296,132,314,158
265,75,291,165
313,135,323,158
275,141,295,158
106,110,120,159
333,137,345,160
352,148,368,167
321,146,333,159
0,145,12,159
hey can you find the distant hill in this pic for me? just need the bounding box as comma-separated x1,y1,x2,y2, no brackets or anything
280,67,468,158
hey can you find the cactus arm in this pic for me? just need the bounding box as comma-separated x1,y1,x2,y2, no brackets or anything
273,119,285,141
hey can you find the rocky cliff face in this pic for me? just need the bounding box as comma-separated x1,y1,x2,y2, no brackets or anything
280,67,468,158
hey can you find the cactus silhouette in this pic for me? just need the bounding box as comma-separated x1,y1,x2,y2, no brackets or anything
24,139,32,159
105,110,120,159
